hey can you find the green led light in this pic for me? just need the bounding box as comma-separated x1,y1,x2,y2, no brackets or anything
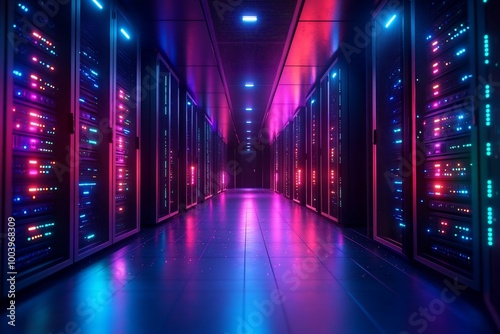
486,142,492,156
487,180,493,198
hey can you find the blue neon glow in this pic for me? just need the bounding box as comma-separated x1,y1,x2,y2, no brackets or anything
385,15,397,28
245,83,255,87
120,28,131,40
242,15,258,22
311,99,316,104
92,0,103,9
246,108,253,111
332,72,337,79
18,3,28,12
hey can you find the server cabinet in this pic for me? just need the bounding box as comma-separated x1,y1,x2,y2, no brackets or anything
1,3,6,292
272,135,281,193
141,52,179,224
320,64,341,222
184,94,198,209
306,90,320,212
283,122,292,199
75,0,112,257
204,116,213,199
169,73,180,214
293,107,306,204
372,0,412,254
112,9,140,240
414,0,479,288
3,0,74,290
479,0,500,327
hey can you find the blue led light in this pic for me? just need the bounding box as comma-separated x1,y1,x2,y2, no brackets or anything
385,15,397,28
486,104,491,126
18,3,29,12
92,0,103,9
246,108,253,111
245,82,254,88
242,15,258,22
246,121,252,124
332,72,337,79
120,28,131,40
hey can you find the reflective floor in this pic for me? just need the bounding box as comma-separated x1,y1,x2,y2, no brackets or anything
2,189,497,334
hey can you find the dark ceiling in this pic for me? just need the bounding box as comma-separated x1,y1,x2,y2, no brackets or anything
122,0,374,145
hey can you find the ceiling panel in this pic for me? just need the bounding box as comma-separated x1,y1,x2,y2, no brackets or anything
299,0,372,21
279,65,321,85
121,0,375,145
144,0,205,21
285,21,343,66
185,66,225,94
153,21,217,67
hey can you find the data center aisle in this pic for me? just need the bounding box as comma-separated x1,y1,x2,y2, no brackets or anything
2,189,496,334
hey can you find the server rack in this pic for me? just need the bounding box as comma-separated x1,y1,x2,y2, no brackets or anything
169,71,180,214
479,0,500,326
1,2,6,295
272,134,281,193
184,93,198,209
413,0,480,288
283,122,292,199
141,51,179,224
293,107,306,204
112,8,140,240
372,0,412,254
204,115,213,200
320,63,341,222
3,0,74,290
306,90,320,212
75,0,112,257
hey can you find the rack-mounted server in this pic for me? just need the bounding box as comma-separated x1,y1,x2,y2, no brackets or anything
372,0,412,254
141,51,180,224
414,0,479,289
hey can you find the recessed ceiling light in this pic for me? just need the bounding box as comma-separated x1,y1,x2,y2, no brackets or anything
246,137,251,140
242,15,258,22
246,121,252,124
245,83,255,88
246,130,251,133
246,108,253,111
